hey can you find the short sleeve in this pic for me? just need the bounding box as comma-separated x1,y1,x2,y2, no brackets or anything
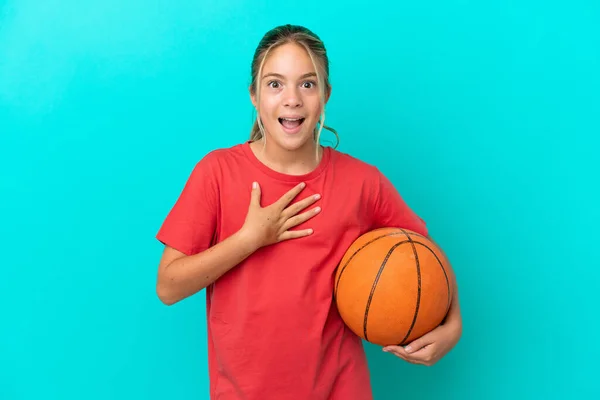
156,154,219,256
371,169,428,237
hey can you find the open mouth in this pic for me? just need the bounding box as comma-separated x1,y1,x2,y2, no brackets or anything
278,117,305,131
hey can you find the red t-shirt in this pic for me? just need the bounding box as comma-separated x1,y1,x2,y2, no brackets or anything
156,142,427,400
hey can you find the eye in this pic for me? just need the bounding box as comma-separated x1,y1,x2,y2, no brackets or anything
302,80,317,89
267,80,281,89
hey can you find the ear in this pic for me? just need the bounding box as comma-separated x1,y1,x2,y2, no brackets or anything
249,85,257,108
324,84,332,104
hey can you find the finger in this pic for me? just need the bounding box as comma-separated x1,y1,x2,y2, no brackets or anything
383,345,411,356
383,346,424,365
404,336,434,354
250,182,261,207
282,207,321,231
283,193,321,217
383,346,410,360
404,346,436,366
409,346,433,358
386,343,436,366
276,182,306,208
279,228,313,241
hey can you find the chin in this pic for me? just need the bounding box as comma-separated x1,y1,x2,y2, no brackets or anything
265,121,317,151
276,131,316,152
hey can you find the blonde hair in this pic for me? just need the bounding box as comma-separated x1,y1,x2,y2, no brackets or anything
249,25,339,151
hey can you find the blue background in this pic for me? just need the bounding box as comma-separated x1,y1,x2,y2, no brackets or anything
1,0,598,399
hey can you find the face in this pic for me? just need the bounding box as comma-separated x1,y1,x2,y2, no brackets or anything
250,43,329,153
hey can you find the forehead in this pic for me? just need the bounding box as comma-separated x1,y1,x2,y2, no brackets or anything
262,42,315,75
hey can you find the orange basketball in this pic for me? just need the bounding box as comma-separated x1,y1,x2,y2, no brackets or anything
334,227,454,347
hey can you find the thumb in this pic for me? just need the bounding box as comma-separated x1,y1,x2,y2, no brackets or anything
250,182,261,207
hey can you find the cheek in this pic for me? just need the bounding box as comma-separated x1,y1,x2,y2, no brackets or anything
307,97,322,118
309,90,322,105
259,97,280,119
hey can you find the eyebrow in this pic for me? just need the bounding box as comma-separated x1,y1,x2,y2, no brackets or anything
262,72,317,80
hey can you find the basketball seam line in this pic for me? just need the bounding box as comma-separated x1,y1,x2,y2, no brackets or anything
395,240,451,345
334,230,426,298
363,228,414,343
398,235,421,345
414,242,452,318
363,239,409,342
338,228,449,346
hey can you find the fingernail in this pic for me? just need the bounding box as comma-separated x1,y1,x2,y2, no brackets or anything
300,182,306,188
314,194,321,200
315,207,321,213
404,345,412,353
252,182,257,189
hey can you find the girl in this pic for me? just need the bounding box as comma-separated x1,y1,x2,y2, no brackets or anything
155,24,462,400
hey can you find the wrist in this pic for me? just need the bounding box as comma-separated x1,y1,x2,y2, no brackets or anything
234,228,261,254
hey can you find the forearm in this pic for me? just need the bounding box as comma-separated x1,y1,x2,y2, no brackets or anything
444,281,462,332
427,235,462,332
157,230,258,305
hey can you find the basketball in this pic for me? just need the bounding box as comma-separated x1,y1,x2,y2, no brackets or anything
334,227,455,347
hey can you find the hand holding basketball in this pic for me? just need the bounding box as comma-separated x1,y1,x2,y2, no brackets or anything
239,181,321,250
334,227,462,366
382,320,462,366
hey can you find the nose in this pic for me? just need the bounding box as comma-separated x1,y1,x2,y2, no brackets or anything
283,86,302,108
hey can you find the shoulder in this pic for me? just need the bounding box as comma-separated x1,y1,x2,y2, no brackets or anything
178,143,247,192
331,149,384,189
195,143,246,167
328,147,381,179
189,143,247,176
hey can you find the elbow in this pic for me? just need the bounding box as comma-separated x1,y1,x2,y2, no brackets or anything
156,282,179,306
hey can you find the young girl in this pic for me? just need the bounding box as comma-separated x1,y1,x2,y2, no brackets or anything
156,24,462,400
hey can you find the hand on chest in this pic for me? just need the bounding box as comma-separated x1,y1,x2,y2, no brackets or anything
218,179,368,240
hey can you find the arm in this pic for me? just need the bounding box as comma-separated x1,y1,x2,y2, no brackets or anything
371,169,462,364
383,234,462,365
429,234,462,335
156,181,320,306
442,274,462,335
156,230,258,305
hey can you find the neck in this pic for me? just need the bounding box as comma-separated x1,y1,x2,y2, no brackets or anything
250,138,322,176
